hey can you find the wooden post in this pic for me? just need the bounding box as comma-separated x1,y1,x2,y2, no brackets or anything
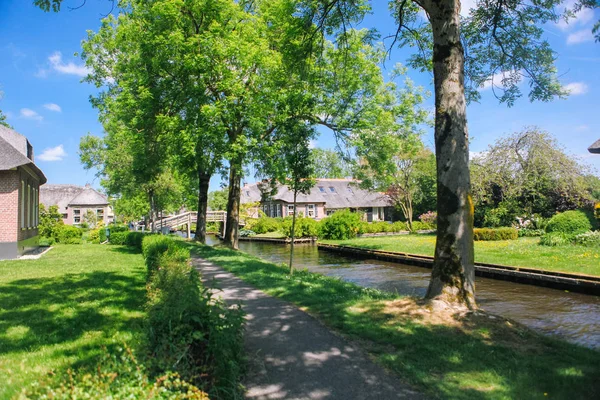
187,212,191,239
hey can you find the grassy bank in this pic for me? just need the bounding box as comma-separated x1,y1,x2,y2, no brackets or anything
0,245,146,399
192,244,600,400
321,235,600,276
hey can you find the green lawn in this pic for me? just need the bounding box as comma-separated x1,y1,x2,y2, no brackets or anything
320,235,600,276
0,245,146,399
192,244,600,399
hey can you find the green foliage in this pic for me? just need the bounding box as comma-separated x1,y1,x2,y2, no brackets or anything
358,221,397,234
281,216,318,238
473,228,518,241
517,229,545,237
249,217,281,234
39,204,64,240
545,210,593,235
109,231,127,245
318,210,361,240
239,229,256,237
208,189,229,212
39,236,56,246
310,148,352,178
56,225,83,244
23,345,209,399
144,236,244,397
539,232,574,247
125,232,147,250
409,221,434,232
88,228,101,244
573,231,600,247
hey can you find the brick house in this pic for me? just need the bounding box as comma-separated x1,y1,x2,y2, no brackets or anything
40,184,114,226
241,178,393,221
0,126,47,260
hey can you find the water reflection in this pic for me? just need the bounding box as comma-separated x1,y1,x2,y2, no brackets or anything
205,236,600,348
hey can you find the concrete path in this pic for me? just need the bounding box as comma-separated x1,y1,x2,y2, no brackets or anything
193,257,425,400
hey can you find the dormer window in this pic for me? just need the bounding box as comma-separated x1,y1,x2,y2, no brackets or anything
27,141,33,161
318,186,325,192
329,187,335,193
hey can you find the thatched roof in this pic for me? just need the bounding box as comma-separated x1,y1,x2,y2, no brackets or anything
241,179,391,208
589,139,600,154
40,184,109,213
0,126,47,184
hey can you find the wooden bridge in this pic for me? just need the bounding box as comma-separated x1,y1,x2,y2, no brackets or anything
154,211,227,236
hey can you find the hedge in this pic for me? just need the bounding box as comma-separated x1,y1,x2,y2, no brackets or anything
473,227,518,241
56,225,83,244
281,216,318,238
142,235,244,397
545,210,592,236
318,210,362,240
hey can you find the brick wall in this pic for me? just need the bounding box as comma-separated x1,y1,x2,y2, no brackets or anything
0,170,19,243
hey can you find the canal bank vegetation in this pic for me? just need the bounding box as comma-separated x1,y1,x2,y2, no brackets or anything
192,244,600,400
321,235,600,277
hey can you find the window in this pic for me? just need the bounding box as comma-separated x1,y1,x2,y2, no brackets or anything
74,209,81,224
318,186,325,192
21,181,25,228
307,204,315,218
326,210,335,216
246,191,250,197
97,208,104,220
288,204,295,215
34,188,39,227
347,187,353,193
329,187,335,193
62,214,68,220
277,204,281,217
27,184,31,228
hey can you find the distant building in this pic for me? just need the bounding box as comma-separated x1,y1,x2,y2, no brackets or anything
241,178,393,221
589,139,600,154
40,184,114,226
0,126,47,259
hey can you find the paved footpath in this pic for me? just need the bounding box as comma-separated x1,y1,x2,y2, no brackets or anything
193,257,425,400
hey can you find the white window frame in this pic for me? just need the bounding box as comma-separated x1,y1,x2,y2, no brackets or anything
288,204,295,216
74,209,81,224
329,186,335,193
21,180,25,228
307,204,315,218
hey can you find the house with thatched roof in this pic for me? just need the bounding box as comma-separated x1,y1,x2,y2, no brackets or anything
589,139,600,154
241,178,393,221
0,125,47,259
40,184,114,226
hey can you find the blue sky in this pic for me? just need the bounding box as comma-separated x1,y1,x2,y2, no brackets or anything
1,0,599,193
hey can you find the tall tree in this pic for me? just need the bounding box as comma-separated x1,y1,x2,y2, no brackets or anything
301,0,595,308
311,148,352,178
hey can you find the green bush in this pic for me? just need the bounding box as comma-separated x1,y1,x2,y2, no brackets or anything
281,216,318,238
39,236,55,247
573,231,600,247
88,229,101,244
239,229,256,237
539,232,573,247
125,231,146,249
109,231,127,245
55,225,83,244
358,221,395,234
248,217,281,234
391,221,408,232
518,228,545,237
23,345,209,399
473,227,518,241
144,236,244,397
318,210,361,240
545,210,593,235
410,221,434,232
108,224,129,234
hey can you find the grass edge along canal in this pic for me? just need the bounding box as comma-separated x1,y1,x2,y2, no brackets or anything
192,243,600,400
321,235,600,277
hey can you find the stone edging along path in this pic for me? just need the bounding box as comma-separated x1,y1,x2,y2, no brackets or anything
192,256,426,400
317,243,600,296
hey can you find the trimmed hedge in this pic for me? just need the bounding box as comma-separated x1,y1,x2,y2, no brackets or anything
473,227,518,241
142,236,244,397
56,225,83,244
125,231,146,249
318,210,361,240
545,210,592,236
108,231,127,245
281,216,318,238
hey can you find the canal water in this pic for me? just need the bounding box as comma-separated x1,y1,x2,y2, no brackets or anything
205,236,600,348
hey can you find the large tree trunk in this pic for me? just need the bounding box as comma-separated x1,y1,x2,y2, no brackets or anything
195,171,211,244
289,190,298,275
424,0,476,309
224,159,242,249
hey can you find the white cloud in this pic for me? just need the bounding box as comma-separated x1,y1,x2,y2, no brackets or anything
36,51,90,78
566,29,594,44
43,103,62,112
575,124,589,132
20,108,43,121
563,82,589,95
556,1,595,31
479,70,522,91
460,0,477,17
308,139,318,149
38,145,67,161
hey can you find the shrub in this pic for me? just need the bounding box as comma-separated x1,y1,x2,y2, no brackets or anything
318,210,361,240
419,211,437,226
88,228,101,244
23,345,209,400
39,204,64,239
518,228,545,237
108,224,129,234
539,232,573,247
249,217,281,234
410,221,434,232
390,221,408,232
573,231,600,247
473,227,518,241
545,210,593,236
55,225,83,244
239,229,256,237
144,236,244,397
39,236,56,247
125,231,146,250
281,216,318,238
109,231,127,245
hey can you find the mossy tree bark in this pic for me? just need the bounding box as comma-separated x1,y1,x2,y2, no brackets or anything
224,157,242,249
195,171,211,244
423,0,475,309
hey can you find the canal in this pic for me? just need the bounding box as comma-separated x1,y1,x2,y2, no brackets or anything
206,236,600,348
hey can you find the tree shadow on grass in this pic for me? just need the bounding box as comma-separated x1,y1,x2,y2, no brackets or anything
192,245,600,400
107,245,142,255
0,270,146,356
